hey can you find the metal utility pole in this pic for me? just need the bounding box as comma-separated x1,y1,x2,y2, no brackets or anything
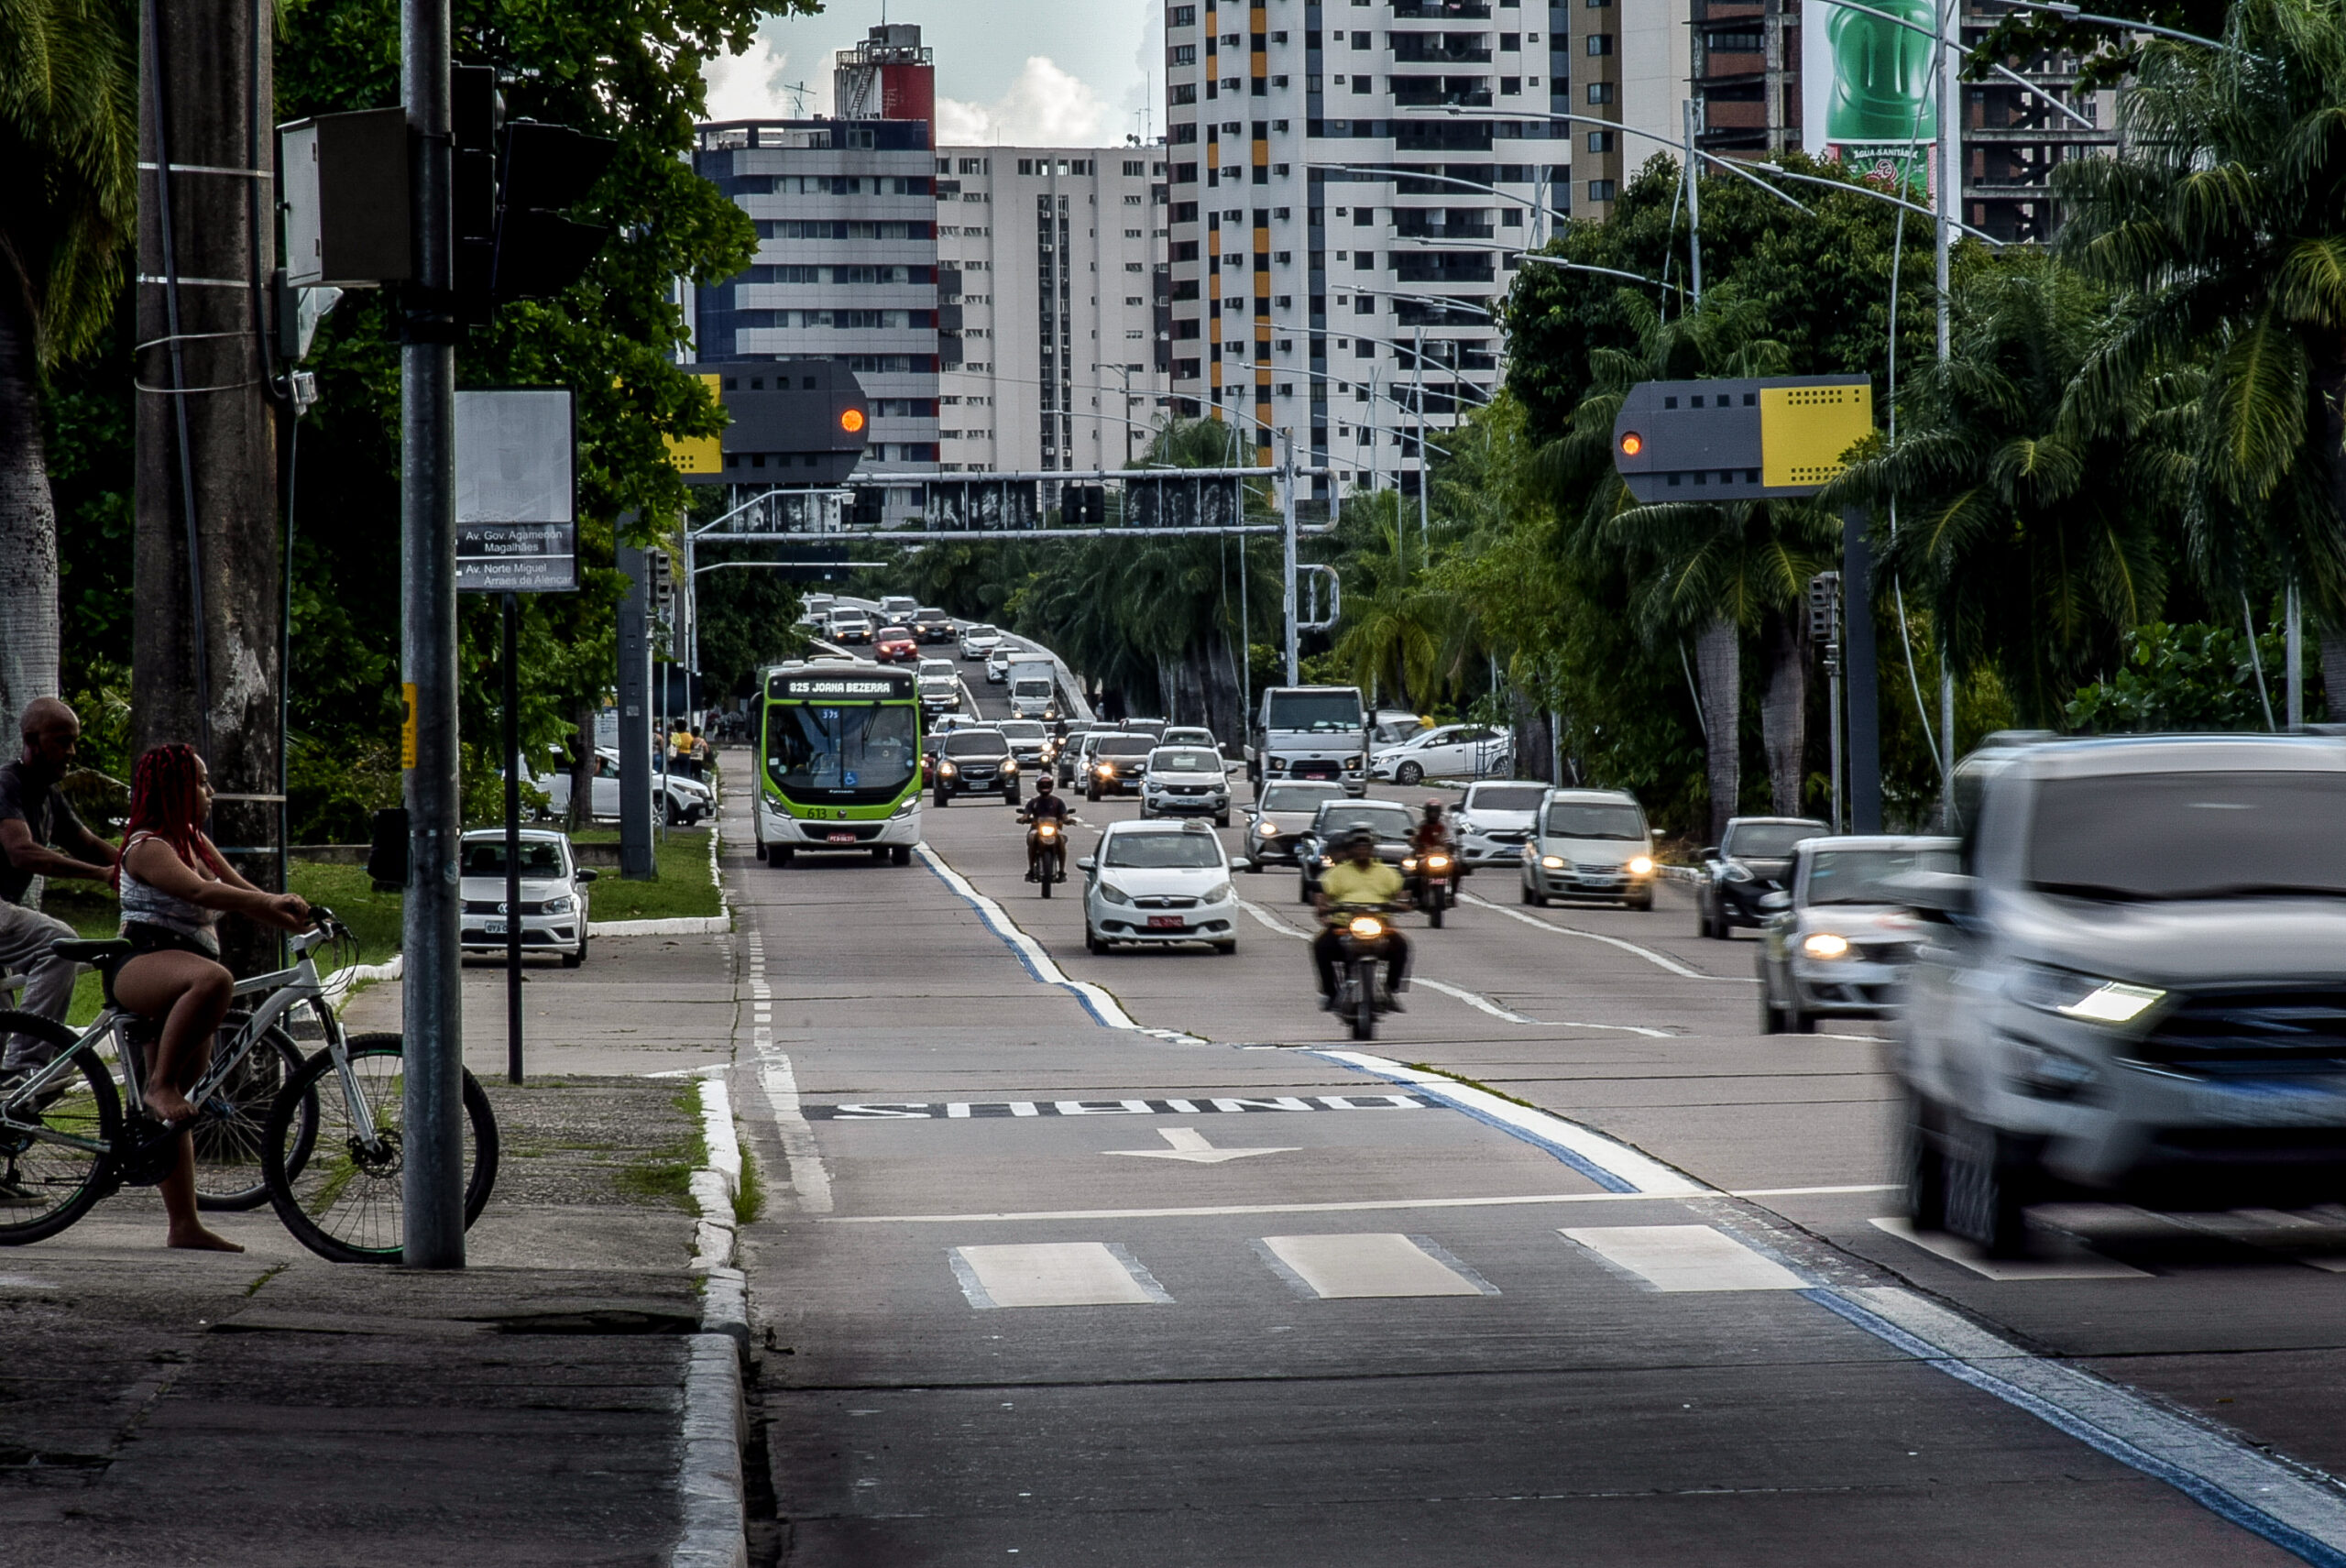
1844,508,1882,833
502,594,522,1085
1281,432,1300,685
2287,584,2304,728
132,0,286,976
1411,326,1428,563
399,0,464,1268
615,534,656,878
1682,99,1704,304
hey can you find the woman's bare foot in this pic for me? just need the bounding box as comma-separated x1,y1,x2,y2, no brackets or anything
166,1224,244,1253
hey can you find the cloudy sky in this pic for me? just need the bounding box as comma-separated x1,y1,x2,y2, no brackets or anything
704,1,1165,147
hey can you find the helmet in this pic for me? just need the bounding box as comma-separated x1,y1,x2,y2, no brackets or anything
1344,826,1377,850
1036,774,1054,792
1422,799,1444,818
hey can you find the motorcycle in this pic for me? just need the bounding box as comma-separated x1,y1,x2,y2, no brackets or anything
1025,813,1075,898
1401,849,1458,928
1326,903,1398,1041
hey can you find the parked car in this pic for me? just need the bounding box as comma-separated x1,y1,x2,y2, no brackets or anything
1371,708,1429,748
1140,745,1233,826
985,646,1014,685
1372,722,1512,785
1294,797,1417,904
933,728,1020,806
992,718,1050,773
916,658,960,714
1083,733,1158,800
457,828,595,968
873,626,918,663
827,608,872,645
913,607,957,643
530,749,711,827
1520,789,1656,909
1897,733,2346,1256
1080,819,1242,955
1241,781,1348,872
959,623,1004,661
1757,836,1957,1034
1695,816,1830,938
1455,780,1549,872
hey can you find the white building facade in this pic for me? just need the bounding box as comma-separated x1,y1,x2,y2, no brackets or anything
934,148,1175,475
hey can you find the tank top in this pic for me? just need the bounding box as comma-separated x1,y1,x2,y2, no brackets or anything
118,831,224,955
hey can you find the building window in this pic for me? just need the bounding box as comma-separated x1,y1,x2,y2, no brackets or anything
1587,130,1614,151
1587,82,1614,104
1501,76,1521,93
1172,82,1198,104
1500,32,1520,49
1169,3,1196,23
1586,34,1613,54
1588,179,1615,201
1354,75,1374,93
1170,43,1198,64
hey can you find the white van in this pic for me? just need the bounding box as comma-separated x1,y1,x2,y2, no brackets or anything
1519,788,1657,910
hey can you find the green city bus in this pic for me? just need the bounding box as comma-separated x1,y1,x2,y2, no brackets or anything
753,661,925,866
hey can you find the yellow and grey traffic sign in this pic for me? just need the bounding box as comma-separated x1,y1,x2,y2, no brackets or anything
1611,376,1874,503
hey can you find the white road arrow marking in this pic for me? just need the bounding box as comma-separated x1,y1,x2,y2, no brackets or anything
1103,1126,1299,1164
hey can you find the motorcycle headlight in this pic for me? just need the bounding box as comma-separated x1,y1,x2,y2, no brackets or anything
1036,822,1058,839
2013,964,2166,1025
1627,855,1654,876
1347,915,1386,939
1099,881,1134,905
1401,857,1419,872
1801,932,1851,960
1256,821,1279,838
1540,854,1565,870
1425,855,1451,871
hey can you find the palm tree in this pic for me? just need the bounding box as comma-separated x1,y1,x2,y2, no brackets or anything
0,0,136,740
2054,0,2346,661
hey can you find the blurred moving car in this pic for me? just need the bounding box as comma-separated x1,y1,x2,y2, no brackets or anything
1900,734,2346,1257
1455,780,1549,872
1371,722,1512,785
1694,816,1829,938
458,828,595,968
1294,797,1417,903
959,623,1004,661
1084,733,1157,799
1139,745,1233,826
873,626,918,663
1520,789,1656,909
1241,781,1347,872
913,608,957,643
1756,836,1956,1034
933,728,1020,806
1080,819,1241,955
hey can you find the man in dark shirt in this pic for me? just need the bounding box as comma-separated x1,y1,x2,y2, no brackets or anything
1018,777,1072,882
1,699,120,1073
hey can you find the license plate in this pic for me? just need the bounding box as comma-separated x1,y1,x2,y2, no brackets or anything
483,920,506,935
827,831,857,844
1296,767,1333,779
1146,916,1186,930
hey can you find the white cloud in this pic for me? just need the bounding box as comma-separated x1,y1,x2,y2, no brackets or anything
936,56,1110,147
702,36,805,122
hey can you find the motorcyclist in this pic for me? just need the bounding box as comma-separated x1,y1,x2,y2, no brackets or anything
1019,776,1072,882
1312,827,1410,1012
1409,798,1456,906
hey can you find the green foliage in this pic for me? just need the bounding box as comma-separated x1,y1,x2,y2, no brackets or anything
0,0,137,366
2066,620,2318,733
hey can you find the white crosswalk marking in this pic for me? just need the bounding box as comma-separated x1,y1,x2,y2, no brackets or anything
948,1243,1172,1309
1561,1224,1808,1291
1869,1218,2150,1280
1255,1234,1497,1299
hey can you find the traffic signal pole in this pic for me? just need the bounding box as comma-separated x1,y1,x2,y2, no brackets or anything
1843,507,1883,833
400,0,466,1267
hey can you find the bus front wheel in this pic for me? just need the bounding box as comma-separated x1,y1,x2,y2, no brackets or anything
768,845,793,869
890,845,912,866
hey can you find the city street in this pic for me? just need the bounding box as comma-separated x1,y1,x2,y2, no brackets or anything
724,721,2346,1564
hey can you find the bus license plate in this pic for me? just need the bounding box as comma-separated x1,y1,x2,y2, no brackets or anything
1147,916,1185,930
827,831,858,844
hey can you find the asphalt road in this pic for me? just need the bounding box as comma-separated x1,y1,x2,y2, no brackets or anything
729,634,2346,1565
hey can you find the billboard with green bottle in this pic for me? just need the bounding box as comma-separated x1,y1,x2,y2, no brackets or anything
1802,0,1938,197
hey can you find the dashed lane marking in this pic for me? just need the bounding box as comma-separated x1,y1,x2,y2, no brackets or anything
1458,891,1745,981
751,1031,833,1213
1255,1233,1498,1299
1563,1223,1809,1292
948,1242,1173,1309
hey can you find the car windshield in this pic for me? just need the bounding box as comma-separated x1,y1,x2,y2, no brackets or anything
1151,749,1219,773
463,840,566,878
764,702,917,795
1315,804,1414,839
1545,802,1647,839
996,720,1045,740
920,660,953,676
1727,821,1825,859
1097,736,1154,757
1470,785,1546,813
1104,831,1225,869
945,731,1009,757
2027,770,2346,900
1260,784,1342,812
1165,730,1213,745
918,608,945,619
1266,691,1363,732
1807,847,1959,905
966,624,997,639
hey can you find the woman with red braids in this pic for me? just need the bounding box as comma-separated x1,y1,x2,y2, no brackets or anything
113,743,312,1252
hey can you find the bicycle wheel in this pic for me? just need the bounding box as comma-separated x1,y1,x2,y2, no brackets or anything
192,1014,315,1212
0,1012,122,1245
262,1033,499,1264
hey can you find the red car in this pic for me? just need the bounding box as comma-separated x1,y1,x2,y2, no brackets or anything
874,626,918,663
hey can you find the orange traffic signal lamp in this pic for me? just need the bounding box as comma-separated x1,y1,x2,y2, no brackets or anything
1618,431,1643,456
1611,377,1872,504
840,406,866,435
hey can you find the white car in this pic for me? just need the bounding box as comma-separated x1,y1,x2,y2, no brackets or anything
1161,725,1219,751
1455,779,1551,871
826,608,872,645
985,646,1014,685
878,595,918,623
916,657,960,712
1139,745,1233,826
1080,819,1242,955
959,623,1004,661
1371,722,1512,785
531,749,711,827
458,828,595,967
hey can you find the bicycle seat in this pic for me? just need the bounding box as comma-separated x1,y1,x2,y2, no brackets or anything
50,938,133,965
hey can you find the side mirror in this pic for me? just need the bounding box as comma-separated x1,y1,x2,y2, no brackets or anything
1894,871,1977,920
1699,846,1718,861
574,868,599,883
1230,857,1251,872
1076,856,1096,872
1757,890,1790,915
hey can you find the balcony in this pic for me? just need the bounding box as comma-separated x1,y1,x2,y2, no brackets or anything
1392,0,1491,16
1394,252,1496,283
1393,34,1494,63
1394,214,1497,241
1392,76,1492,107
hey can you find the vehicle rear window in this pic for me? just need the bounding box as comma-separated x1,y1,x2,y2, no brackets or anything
1725,821,1824,858
1151,750,1219,773
944,731,1009,757
1469,785,1545,812
878,627,910,639
1098,736,1155,756
1260,784,1343,811
1545,803,1647,840
1316,804,1414,838
996,720,1045,740
1806,847,1958,905
2028,770,2346,900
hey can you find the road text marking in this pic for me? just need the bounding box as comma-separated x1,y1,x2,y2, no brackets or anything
1105,1127,1299,1163
808,1093,1431,1121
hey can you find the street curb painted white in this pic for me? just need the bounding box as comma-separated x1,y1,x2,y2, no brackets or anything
321,954,400,1014
667,1333,748,1568
593,824,732,937
689,1077,740,1270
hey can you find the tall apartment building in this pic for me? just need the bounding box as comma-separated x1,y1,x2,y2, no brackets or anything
1161,0,1567,496
934,148,1175,474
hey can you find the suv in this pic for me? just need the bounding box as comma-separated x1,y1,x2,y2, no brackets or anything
933,728,1021,806
1757,835,1956,1034
913,607,957,643
992,718,1050,773
1520,789,1656,909
1900,734,2346,1256
915,658,959,715
1140,744,1233,826
1694,817,1828,938
1084,733,1157,799
827,607,872,645
1455,779,1549,872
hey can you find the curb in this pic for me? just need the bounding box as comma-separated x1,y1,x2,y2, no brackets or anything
669,1333,749,1568
595,823,734,937
321,954,401,1014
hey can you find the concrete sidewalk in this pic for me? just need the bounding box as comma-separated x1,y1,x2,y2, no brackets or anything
0,927,749,1566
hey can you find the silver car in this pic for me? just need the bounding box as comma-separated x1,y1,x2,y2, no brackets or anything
1899,734,2346,1257
459,828,596,967
1756,836,1956,1034
1454,780,1548,871
1241,781,1348,871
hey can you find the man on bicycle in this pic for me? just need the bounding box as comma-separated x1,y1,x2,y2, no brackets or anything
1019,777,1071,882
0,698,119,1077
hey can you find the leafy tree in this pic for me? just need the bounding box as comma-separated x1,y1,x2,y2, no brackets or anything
2065,618,2319,731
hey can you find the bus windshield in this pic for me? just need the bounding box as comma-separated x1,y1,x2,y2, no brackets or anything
765,703,917,797
1266,691,1363,733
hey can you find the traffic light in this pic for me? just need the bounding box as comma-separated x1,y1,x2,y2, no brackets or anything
1807,572,1841,643
667,359,872,486
447,65,618,322
1611,377,1873,504
1061,485,1105,527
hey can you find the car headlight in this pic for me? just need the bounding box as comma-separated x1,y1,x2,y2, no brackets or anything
939,762,957,776
1256,821,1278,838
544,895,574,916
1801,932,1851,959
1627,855,1654,876
1097,762,1115,775
1003,761,1018,773
1540,855,1565,870
1723,862,1755,883
2013,964,2167,1025
1203,881,1233,904
1098,881,1134,905
1401,857,1419,872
